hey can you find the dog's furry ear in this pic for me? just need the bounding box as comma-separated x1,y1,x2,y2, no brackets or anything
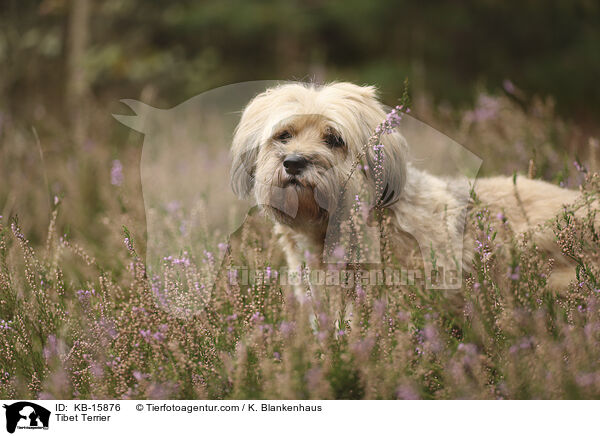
230,131,259,198
336,83,408,207
230,91,273,198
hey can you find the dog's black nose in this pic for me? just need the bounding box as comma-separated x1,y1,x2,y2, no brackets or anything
283,154,308,175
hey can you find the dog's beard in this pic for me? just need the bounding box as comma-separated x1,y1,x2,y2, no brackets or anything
256,167,338,228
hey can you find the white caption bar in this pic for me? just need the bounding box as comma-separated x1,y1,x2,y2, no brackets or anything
1,400,596,435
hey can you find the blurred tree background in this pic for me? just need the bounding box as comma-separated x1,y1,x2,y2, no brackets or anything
1,0,599,130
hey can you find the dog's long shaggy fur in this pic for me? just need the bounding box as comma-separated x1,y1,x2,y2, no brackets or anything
230,82,581,294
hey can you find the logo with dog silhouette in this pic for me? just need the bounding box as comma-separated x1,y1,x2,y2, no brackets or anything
2,402,50,433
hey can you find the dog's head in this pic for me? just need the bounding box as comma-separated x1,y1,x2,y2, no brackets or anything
230,82,408,229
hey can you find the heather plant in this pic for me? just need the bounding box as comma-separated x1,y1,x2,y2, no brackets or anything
425,88,590,186
1,95,600,400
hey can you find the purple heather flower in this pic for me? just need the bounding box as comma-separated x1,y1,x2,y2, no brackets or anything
152,331,165,342
575,373,596,388
374,299,386,317
396,385,419,400
332,245,345,260
140,329,151,342
356,285,366,301
124,237,134,252
397,311,409,322
42,334,59,360
166,201,181,214
171,256,191,266
465,95,500,123
250,312,264,323
90,363,104,378
503,79,516,94
111,159,124,186
457,343,477,354
573,161,587,173
520,338,533,349
376,105,406,134
279,321,295,336
424,325,438,342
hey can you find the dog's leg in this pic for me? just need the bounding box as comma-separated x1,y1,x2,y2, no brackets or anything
274,224,308,300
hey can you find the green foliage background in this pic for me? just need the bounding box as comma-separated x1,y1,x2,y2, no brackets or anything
2,0,600,124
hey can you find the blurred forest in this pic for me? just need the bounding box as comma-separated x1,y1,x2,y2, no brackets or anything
2,0,600,130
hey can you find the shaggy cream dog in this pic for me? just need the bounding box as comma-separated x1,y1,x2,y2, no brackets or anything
230,82,579,294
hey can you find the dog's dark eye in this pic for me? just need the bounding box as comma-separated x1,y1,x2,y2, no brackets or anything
275,130,292,143
324,133,345,149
